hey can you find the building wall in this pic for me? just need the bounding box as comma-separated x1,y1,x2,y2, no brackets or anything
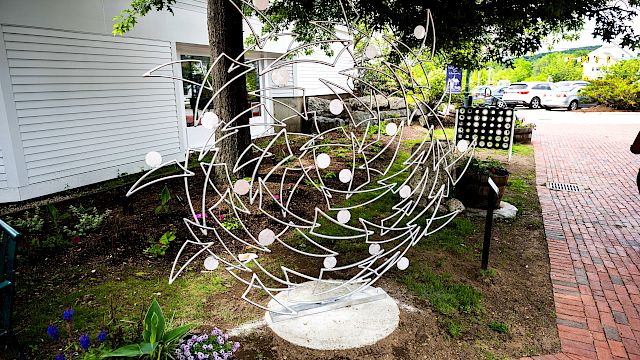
0,0,355,202
583,44,635,80
0,147,7,189
0,24,184,202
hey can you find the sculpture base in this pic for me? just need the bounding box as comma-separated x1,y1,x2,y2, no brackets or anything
264,281,399,350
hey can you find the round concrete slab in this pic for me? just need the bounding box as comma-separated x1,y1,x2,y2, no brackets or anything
264,282,399,350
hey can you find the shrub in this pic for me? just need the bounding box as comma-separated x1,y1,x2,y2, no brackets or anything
63,205,111,238
582,59,640,110
582,78,640,110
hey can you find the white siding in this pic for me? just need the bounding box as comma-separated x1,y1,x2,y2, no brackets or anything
2,25,182,186
294,46,354,96
269,63,296,98
0,147,7,189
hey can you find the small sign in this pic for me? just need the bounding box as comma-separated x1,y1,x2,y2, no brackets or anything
251,102,262,117
488,177,499,195
445,66,462,94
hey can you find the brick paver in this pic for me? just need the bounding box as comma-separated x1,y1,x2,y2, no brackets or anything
524,117,640,360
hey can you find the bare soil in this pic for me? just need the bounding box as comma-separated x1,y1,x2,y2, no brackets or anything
3,127,558,360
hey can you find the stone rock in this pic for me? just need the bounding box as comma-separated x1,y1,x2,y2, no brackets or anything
348,95,389,111
446,198,465,213
314,116,345,132
416,115,430,127
379,110,407,122
465,201,518,219
307,97,332,117
388,97,407,110
352,111,376,125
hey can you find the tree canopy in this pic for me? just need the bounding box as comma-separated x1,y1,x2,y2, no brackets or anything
116,0,640,69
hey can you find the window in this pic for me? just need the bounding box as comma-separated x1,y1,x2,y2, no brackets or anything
532,84,550,90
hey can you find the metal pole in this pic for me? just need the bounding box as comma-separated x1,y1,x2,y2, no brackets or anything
481,185,495,270
464,69,472,107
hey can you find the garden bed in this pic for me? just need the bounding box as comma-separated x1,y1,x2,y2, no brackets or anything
4,126,558,360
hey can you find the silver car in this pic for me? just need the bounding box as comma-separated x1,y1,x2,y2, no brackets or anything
541,85,597,111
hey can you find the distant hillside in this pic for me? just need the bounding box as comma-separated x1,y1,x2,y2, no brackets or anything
524,45,601,62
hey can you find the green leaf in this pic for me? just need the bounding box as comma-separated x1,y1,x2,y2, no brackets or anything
101,344,144,358
143,300,165,343
162,324,192,343
139,342,157,355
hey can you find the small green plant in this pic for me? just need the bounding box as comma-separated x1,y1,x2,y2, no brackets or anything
304,179,322,188
63,205,111,237
441,319,463,337
144,231,176,258
367,120,385,136
103,300,191,359
478,268,498,281
154,186,172,215
5,208,44,233
488,320,509,334
323,171,337,179
467,157,509,176
219,215,241,231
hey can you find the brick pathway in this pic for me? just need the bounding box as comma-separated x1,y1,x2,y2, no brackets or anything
522,116,640,360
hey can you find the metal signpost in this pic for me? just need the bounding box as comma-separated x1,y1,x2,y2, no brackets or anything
481,177,500,270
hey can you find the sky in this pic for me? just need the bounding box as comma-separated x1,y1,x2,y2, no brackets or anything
543,16,640,52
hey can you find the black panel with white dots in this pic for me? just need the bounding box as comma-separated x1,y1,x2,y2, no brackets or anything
455,107,515,150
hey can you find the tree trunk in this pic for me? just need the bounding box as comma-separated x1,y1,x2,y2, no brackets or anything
207,0,251,180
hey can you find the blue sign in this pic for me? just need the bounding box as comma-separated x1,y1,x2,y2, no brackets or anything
445,66,463,94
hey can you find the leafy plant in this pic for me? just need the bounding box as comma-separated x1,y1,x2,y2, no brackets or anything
582,59,640,110
144,232,176,258
220,215,241,231
514,117,535,129
155,186,172,215
103,300,191,359
466,158,509,176
63,206,112,237
323,171,337,179
5,208,44,233
488,320,509,334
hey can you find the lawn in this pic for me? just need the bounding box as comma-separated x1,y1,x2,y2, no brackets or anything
3,126,558,360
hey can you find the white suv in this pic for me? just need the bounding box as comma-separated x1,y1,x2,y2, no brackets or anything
502,82,557,109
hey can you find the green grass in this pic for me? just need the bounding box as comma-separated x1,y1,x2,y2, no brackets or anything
401,265,482,316
18,272,232,341
488,320,510,334
441,318,464,337
511,143,533,156
478,268,498,280
418,217,477,254
508,178,529,193
292,150,412,261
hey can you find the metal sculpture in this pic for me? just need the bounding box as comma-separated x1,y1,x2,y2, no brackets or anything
128,0,475,317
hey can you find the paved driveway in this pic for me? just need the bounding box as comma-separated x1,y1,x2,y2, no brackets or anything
520,109,640,360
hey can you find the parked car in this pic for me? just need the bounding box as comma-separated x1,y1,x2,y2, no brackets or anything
541,85,597,110
555,80,591,88
472,85,492,103
502,82,557,109
472,85,509,107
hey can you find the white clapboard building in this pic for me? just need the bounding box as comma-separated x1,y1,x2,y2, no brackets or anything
0,0,354,203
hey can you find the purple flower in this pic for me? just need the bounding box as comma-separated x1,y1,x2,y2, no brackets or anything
47,323,60,342
79,333,90,351
63,307,73,322
97,328,107,343
197,353,206,360
232,342,240,352
55,352,66,360
216,335,225,345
